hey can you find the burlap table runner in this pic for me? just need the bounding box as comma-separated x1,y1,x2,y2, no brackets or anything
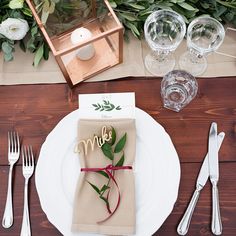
72,119,136,235
0,30,235,85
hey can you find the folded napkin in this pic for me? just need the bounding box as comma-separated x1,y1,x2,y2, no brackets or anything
72,119,136,235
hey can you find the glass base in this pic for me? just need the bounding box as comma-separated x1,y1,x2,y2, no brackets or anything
162,84,188,112
179,51,207,76
144,52,175,76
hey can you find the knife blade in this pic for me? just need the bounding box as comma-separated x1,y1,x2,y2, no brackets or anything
208,122,222,235
177,132,225,236
209,122,219,182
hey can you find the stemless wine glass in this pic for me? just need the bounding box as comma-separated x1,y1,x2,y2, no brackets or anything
179,16,225,76
144,10,186,76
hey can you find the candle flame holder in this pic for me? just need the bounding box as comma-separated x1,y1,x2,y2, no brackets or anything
26,0,123,87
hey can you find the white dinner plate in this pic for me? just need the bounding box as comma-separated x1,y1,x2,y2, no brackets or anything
36,107,180,236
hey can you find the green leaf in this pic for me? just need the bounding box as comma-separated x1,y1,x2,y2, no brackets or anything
43,43,50,60
97,170,109,179
109,1,117,8
177,2,197,11
87,181,100,195
119,12,137,21
9,0,24,9
114,133,127,153
2,42,12,54
116,106,121,110
127,3,145,10
101,142,114,160
100,184,110,193
99,195,109,205
111,127,116,145
33,44,44,67
4,53,13,61
125,22,140,37
19,40,26,52
115,153,124,167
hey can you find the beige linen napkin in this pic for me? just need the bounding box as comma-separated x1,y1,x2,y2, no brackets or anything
72,119,136,235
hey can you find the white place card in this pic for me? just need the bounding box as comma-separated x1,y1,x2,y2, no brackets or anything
79,92,135,119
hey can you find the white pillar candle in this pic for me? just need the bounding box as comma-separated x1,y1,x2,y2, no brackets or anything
71,27,95,60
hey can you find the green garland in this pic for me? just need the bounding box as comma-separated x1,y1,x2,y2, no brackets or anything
1,0,236,66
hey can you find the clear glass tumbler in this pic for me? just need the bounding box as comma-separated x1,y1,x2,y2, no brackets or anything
161,70,198,112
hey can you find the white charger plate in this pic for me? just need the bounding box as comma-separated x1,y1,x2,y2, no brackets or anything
35,108,180,236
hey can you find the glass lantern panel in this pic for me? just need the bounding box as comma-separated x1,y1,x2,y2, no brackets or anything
32,0,120,37
60,31,120,85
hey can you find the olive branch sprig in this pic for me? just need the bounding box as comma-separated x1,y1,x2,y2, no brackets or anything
92,100,122,112
87,127,126,213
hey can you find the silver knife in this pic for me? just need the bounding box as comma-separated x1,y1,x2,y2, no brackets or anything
208,122,222,235
177,131,225,235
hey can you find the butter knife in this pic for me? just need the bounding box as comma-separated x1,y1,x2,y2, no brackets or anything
177,131,225,235
208,122,222,235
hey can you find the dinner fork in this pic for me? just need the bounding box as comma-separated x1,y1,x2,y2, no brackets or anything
2,132,20,228
20,146,34,236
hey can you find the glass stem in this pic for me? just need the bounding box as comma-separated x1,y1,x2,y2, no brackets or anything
189,49,202,64
152,51,168,63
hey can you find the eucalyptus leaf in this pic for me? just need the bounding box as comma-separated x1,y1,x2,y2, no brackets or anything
177,2,197,11
127,3,145,10
33,44,44,67
114,133,127,153
19,40,26,52
43,43,50,60
4,52,13,61
2,42,12,54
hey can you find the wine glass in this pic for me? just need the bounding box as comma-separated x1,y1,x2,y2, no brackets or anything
144,10,186,76
179,16,225,76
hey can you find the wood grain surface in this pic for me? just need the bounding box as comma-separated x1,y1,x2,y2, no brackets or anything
0,77,235,235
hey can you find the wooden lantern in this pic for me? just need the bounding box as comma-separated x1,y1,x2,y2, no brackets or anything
26,0,123,87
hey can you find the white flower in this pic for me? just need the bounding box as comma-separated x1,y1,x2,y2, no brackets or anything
9,0,24,9
0,18,29,40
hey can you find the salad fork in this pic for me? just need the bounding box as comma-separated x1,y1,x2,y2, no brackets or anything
20,146,34,236
2,131,20,228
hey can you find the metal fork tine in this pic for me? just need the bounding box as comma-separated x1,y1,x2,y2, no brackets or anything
8,132,10,152
22,148,25,169
26,146,29,167
12,132,15,152
30,146,34,167
16,132,20,152
24,146,27,166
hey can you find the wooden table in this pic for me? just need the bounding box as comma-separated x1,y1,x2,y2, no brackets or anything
0,77,235,236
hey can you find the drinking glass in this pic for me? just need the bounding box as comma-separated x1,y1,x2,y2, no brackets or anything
179,16,225,76
144,10,186,76
161,70,198,112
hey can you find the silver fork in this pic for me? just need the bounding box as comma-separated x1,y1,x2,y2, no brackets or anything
20,146,34,236
2,132,20,228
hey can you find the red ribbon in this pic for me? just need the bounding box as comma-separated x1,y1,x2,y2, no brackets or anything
81,164,132,223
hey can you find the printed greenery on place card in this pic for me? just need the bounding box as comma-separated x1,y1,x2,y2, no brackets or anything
87,127,126,217
92,100,122,112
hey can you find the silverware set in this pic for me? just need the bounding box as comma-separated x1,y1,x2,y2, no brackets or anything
177,122,224,235
2,132,35,236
